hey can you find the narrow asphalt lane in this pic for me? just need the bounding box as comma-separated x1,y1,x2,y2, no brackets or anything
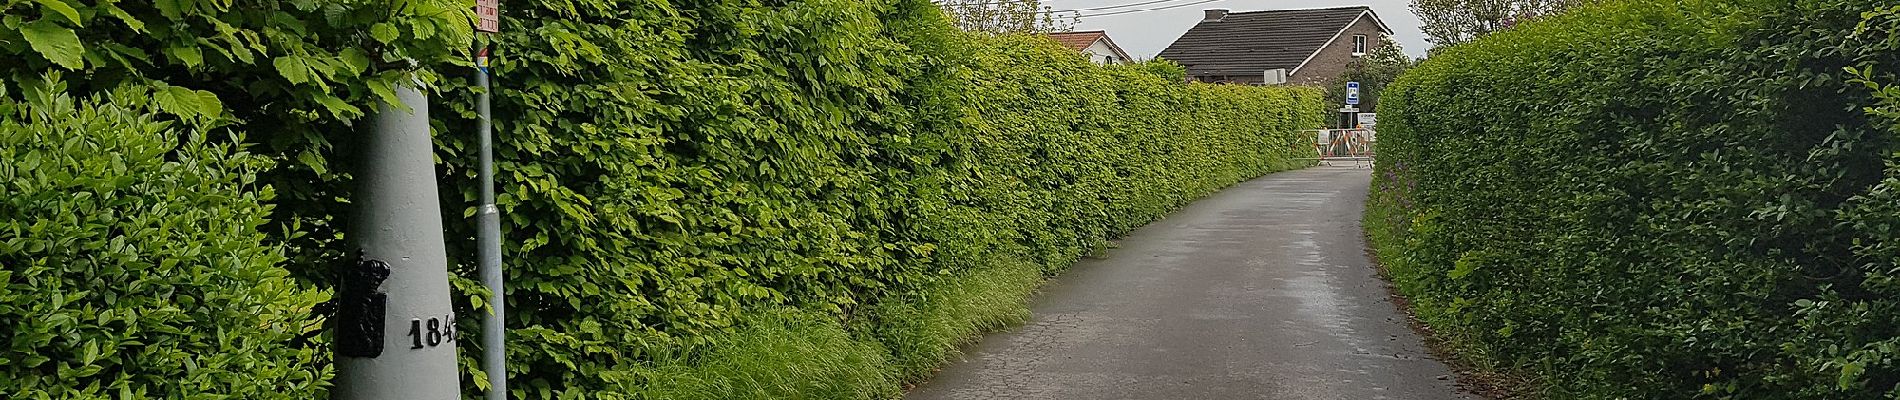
906,166,1474,400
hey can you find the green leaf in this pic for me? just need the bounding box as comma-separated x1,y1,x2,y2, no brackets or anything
274,56,310,84
338,48,370,74
20,19,84,69
1448,256,1478,280
287,0,320,11
102,4,145,32
1838,362,1863,390
366,78,406,112
310,94,363,119
153,0,185,19
32,0,82,26
167,46,203,68
151,85,223,120
296,150,328,175
412,20,436,41
370,23,399,44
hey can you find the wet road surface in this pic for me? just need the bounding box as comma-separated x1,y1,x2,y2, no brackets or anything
906,166,1475,400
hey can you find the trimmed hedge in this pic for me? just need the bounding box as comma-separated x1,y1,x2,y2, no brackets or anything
0,90,323,398
428,12,1321,393
1369,0,1900,397
1,0,1322,397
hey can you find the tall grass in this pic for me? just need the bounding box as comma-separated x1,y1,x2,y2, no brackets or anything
865,258,1046,382
630,256,1046,399
637,311,897,400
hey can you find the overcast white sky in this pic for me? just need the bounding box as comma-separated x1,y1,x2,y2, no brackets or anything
1056,0,1429,59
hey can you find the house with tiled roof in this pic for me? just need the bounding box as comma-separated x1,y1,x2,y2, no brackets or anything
1158,6,1393,85
1046,30,1135,65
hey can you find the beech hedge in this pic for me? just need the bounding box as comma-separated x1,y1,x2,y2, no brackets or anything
1,0,1321,397
0,89,324,398
1368,0,1900,397
425,11,1321,393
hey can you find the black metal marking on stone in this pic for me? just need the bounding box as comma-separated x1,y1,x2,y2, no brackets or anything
337,252,391,358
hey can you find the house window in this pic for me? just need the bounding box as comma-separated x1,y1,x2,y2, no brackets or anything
1353,34,1368,55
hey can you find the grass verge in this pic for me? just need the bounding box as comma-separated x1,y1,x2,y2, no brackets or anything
635,310,898,400
630,256,1046,399
864,258,1046,383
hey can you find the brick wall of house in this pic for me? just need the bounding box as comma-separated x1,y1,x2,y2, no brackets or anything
1289,16,1388,86
1193,74,1266,85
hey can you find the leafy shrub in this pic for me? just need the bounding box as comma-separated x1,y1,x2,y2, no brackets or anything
0,0,1321,397
0,89,324,398
0,0,477,286
425,11,1321,393
1369,0,1900,397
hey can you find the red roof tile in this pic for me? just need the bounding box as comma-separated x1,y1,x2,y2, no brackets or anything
1047,31,1107,51
1045,30,1134,61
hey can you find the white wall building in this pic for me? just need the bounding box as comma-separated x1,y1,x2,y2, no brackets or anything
1048,30,1136,65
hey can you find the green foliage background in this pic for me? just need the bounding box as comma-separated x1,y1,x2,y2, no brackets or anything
1367,0,1900,397
1323,36,1410,117
0,0,1322,397
0,88,325,398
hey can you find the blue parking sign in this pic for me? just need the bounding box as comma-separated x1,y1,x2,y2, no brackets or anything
1346,81,1361,106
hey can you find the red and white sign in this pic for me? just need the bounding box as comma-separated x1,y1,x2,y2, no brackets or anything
475,0,499,32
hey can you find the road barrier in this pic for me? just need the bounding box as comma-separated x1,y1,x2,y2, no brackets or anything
1301,129,1374,167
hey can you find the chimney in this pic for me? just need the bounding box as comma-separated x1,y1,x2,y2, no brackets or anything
1204,9,1228,22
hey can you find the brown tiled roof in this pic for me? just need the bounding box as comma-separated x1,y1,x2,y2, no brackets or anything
1046,30,1134,61
1048,31,1106,51
1158,6,1390,75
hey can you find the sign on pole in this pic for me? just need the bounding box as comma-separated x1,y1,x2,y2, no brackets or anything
1357,113,1377,129
470,1,505,400
475,0,499,32
470,1,504,400
1345,81,1361,106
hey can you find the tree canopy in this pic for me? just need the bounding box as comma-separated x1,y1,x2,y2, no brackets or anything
935,0,1075,33
1412,0,1583,48
1326,36,1412,117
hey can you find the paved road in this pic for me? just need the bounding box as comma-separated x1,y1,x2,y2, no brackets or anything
907,166,1474,400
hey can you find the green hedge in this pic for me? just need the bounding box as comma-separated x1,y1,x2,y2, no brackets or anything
428,13,1321,393
1,0,1322,397
1369,0,1900,397
0,89,323,398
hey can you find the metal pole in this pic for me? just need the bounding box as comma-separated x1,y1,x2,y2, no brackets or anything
334,82,461,400
475,44,508,400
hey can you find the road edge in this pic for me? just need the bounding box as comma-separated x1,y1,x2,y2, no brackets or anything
1359,193,1540,399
